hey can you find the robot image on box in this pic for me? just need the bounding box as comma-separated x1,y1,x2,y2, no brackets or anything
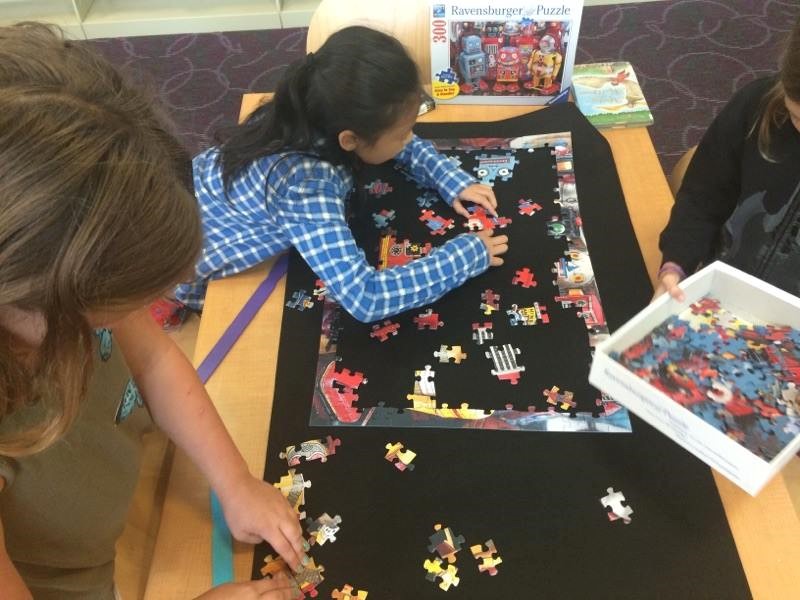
454,20,565,97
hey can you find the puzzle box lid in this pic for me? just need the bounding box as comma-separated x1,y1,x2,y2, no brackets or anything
429,0,584,105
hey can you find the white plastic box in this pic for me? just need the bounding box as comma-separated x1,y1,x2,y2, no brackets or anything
589,261,800,496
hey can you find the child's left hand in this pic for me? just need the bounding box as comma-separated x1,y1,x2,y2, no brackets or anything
452,184,498,218
218,473,307,572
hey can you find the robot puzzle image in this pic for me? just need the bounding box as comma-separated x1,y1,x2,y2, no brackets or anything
430,1,583,104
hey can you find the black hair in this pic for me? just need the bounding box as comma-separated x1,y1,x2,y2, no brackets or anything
219,26,422,189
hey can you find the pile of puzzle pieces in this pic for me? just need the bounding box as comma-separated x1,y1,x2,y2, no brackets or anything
268,435,348,596
424,524,465,591
613,296,800,460
423,524,503,591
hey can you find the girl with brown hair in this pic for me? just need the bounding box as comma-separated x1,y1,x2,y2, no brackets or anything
657,16,800,300
0,23,303,599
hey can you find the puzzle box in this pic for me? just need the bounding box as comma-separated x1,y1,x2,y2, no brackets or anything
429,0,583,105
590,261,800,496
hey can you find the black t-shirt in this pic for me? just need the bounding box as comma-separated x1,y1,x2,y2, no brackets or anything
659,76,800,296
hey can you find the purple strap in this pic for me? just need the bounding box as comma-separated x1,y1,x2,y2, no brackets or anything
196,253,289,384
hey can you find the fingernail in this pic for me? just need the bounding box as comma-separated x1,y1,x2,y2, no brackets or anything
301,554,311,565
302,539,310,551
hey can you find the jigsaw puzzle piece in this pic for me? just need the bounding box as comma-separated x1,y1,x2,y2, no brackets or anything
273,469,311,519
471,322,494,345
260,554,288,577
414,365,436,396
279,435,341,466
286,289,315,311
413,308,444,330
600,487,633,524
332,584,368,599
385,442,416,471
512,267,537,288
480,289,500,315
485,344,525,384
369,319,399,342
427,524,465,564
437,565,460,591
419,209,455,235
313,279,327,301
294,557,325,598
363,178,393,197
371,208,396,228
423,557,445,582
319,361,366,424
305,512,342,546
406,392,436,409
470,539,502,576
518,198,542,215
433,345,467,364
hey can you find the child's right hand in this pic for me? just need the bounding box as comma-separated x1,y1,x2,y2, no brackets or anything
474,229,509,266
195,571,300,599
217,474,307,572
652,271,685,302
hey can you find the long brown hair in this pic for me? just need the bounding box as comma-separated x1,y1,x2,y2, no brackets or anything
0,23,202,457
754,17,800,161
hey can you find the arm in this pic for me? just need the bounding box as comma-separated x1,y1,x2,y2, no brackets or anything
113,312,306,571
395,136,498,217
278,168,490,322
659,89,752,275
0,510,33,600
394,135,476,204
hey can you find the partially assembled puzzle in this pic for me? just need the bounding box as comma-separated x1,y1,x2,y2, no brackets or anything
300,132,630,433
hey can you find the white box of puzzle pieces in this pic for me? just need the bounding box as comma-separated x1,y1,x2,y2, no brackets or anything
589,261,800,496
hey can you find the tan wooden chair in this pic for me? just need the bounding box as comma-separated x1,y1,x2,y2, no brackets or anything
307,0,432,81
667,144,697,197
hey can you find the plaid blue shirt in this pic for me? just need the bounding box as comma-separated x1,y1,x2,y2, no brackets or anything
176,135,489,322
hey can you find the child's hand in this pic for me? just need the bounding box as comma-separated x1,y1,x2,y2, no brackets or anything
218,474,307,573
195,571,300,599
474,229,509,267
652,271,685,302
452,184,498,218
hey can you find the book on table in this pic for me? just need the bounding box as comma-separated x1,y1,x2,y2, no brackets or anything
572,61,653,128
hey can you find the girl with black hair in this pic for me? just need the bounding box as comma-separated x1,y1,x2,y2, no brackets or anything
176,26,508,322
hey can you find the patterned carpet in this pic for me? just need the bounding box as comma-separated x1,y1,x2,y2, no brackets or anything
87,0,800,175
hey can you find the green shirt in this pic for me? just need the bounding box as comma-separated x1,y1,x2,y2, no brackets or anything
0,330,153,599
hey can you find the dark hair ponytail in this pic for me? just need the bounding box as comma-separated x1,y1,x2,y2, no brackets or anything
219,26,422,189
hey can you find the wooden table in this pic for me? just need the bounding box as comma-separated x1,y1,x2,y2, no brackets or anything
144,97,800,600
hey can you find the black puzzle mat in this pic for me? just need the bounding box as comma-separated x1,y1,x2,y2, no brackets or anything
252,104,751,599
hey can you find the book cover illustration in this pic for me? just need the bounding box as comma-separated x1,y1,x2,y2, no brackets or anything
430,0,583,105
572,61,654,128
